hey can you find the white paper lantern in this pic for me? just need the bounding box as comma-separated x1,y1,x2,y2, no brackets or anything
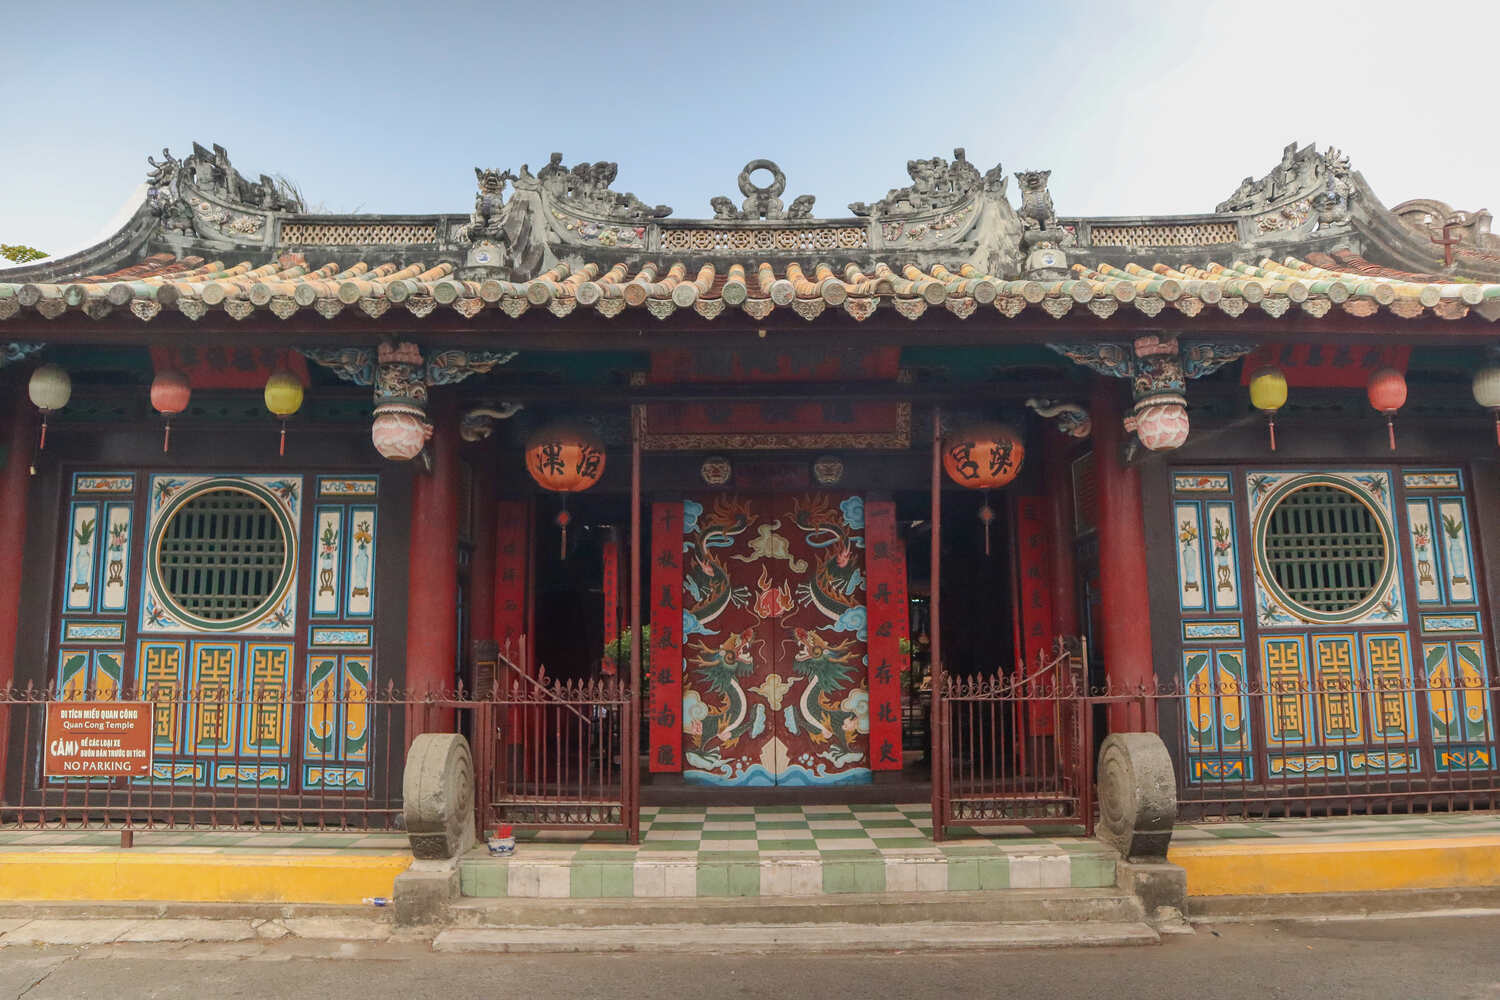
1473,366,1500,447
26,363,71,457
27,363,71,412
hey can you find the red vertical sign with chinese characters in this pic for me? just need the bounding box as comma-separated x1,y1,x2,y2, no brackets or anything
600,533,620,675
864,501,909,771
492,500,529,747
649,502,683,773
1017,496,1055,735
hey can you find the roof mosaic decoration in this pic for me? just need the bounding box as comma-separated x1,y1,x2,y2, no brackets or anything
3,138,1500,328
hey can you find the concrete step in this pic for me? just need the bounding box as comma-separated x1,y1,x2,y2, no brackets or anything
461,847,1118,899
446,887,1145,927
431,919,1160,954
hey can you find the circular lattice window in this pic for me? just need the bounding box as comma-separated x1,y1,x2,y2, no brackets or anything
1256,480,1393,623
153,486,292,628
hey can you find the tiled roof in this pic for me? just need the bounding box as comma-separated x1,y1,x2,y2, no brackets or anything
3,252,1498,325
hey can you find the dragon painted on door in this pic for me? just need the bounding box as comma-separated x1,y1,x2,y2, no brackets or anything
681,494,871,786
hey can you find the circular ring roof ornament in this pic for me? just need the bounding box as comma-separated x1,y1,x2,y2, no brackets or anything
738,159,787,200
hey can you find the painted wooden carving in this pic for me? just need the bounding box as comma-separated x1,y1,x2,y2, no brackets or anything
680,493,871,787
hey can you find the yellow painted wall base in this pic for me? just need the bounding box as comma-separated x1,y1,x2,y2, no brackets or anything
0,853,412,905
1170,836,1500,897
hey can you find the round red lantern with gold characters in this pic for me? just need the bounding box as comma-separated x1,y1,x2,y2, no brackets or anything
525,423,606,493
942,422,1024,555
942,422,1025,491
526,423,606,557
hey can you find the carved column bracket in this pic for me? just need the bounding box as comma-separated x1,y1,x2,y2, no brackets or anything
1047,337,1253,452
300,343,519,461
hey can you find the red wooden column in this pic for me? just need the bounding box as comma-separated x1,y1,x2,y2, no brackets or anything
1043,430,1080,639
468,452,497,651
1090,379,1154,732
0,389,33,781
406,396,460,736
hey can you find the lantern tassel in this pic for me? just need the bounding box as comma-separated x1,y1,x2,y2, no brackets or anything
162,419,171,453
1268,414,1277,452
279,419,287,457
37,413,47,453
1386,413,1396,451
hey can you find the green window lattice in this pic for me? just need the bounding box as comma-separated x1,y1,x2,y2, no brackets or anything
1261,484,1388,615
157,488,287,622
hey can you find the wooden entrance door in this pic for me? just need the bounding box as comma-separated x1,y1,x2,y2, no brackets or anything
680,493,872,787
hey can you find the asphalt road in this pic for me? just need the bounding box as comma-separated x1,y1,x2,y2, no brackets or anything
3,915,1500,1000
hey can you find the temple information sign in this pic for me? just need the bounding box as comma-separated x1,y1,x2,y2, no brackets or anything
43,702,153,777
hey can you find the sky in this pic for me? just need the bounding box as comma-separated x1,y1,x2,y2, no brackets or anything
5,0,1498,256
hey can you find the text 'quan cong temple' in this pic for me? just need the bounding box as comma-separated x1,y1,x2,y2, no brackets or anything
4,140,1500,838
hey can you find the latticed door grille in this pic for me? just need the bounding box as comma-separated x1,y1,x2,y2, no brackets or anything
157,489,287,621
1262,484,1388,614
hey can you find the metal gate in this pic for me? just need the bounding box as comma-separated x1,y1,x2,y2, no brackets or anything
932,638,1093,839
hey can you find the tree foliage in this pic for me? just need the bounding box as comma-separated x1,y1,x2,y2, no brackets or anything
1,244,47,264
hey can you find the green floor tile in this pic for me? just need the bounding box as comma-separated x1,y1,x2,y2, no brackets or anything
756,805,805,814
729,863,761,896
755,820,811,830
649,821,707,831
852,860,887,893
946,859,979,891
570,864,603,897
461,863,507,898
697,864,730,896
600,864,634,898
1069,854,1116,888
977,858,1010,890
868,836,930,849
939,845,1004,856
822,861,855,893
638,842,698,852
860,819,922,829
706,813,757,823
704,829,758,840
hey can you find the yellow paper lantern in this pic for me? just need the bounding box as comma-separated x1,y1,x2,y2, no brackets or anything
1248,365,1288,451
263,369,304,456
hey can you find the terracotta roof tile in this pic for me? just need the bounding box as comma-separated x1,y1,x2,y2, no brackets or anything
3,255,1499,325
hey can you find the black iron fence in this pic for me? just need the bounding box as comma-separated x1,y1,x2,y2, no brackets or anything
1106,673,1500,819
0,683,405,831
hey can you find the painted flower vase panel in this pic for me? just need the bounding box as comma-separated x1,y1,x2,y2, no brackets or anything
1438,500,1475,603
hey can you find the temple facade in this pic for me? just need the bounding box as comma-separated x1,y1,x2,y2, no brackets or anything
3,139,1499,827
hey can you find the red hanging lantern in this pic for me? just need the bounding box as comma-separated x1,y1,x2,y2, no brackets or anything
941,422,1025,555
525,423,606,557
1367,368,1407,451
150,369,191,452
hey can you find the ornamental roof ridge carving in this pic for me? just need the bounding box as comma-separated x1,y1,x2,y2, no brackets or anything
7,138,1499,286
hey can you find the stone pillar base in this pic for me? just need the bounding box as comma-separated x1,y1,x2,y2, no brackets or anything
394,858,460,926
